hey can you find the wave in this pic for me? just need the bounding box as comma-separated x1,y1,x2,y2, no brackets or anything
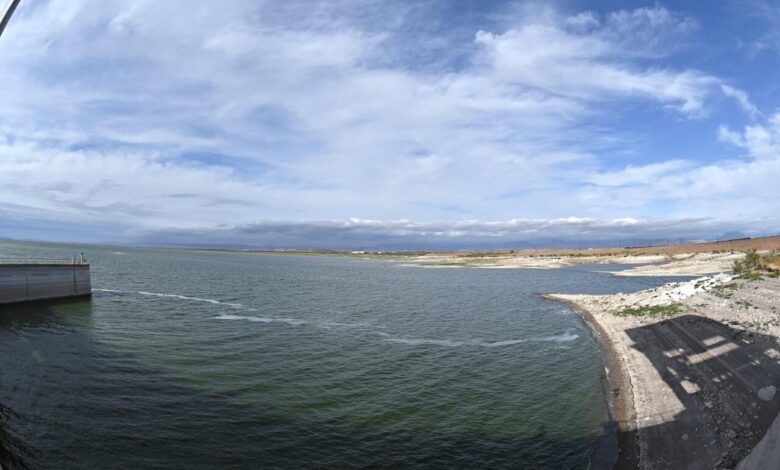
384,338,466,347
94,289,579,348
137,291,244,308
482,339,528,347
214,313,304,326
383,331,579,348
213,315,388,330
94,289,243,308
536,332,579,343
321,321,378,329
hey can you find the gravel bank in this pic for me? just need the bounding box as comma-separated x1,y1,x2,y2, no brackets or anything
549,273,780,469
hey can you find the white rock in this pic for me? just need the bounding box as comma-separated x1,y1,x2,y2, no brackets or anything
758,385,777,401
681,379,700,394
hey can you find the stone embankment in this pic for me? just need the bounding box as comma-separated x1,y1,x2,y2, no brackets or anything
550,273,780,469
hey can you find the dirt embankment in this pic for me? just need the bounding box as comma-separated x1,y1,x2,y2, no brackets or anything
396,235,780,274
401,251,746,275
549,273,780,469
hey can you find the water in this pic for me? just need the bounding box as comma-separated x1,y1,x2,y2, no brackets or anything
0,241,689,469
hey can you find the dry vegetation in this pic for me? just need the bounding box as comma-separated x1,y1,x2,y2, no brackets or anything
487,235,780,258
732,249,780,276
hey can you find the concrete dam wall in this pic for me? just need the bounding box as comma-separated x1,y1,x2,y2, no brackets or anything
0,264,92,304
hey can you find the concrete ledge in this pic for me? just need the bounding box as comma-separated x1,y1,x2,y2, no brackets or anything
0,264,92,305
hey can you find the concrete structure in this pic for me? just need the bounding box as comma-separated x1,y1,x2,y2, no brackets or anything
0,260,91,304
737,412,780,470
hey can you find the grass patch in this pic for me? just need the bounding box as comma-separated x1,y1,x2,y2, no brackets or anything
737,271,764,281
720,282,742,289
712,282,742,299
617,303,685,317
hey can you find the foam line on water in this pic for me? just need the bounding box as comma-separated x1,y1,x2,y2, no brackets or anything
137,291,244,308
214,314,389,331
383,331,579,348
384,338,466,347
536,332,579,343
483,339,527,347
94,288,244,308
321,321,380,328
214,313,304,326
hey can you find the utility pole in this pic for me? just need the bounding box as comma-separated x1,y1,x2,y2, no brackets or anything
0,0,21,39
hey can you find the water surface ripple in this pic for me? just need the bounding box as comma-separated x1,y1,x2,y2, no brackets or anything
0,241,690,469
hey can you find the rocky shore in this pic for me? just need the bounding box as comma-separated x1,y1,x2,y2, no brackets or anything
549,273,780,469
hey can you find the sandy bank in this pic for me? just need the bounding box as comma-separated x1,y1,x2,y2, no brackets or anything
548,274,780,469
400,253,668,269
611,252,746,276
389,235,780,274
399,251,744,276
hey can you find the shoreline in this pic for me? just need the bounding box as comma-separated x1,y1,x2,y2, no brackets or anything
194,235,780,276
397,251,746,275
550,273,780,469
547,295,639,469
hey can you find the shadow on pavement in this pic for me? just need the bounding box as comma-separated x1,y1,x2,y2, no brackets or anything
617,314,780,469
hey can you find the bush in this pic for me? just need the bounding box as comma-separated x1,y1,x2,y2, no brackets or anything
733,250,761,274
732,250,780,275
763,251,780,271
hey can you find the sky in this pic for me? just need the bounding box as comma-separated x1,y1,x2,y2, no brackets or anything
1,0,780,249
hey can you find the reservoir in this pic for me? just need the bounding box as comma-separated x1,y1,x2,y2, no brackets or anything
0,240,688,469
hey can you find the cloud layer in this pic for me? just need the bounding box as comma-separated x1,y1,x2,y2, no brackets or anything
147,217,780,250
0,1,777,247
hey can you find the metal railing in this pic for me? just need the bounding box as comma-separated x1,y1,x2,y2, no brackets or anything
0,257,89,265
0,0,22,39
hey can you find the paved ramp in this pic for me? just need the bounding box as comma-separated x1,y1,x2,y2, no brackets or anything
625,315,780,469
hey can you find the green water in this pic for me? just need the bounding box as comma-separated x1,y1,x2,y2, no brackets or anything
0,241,685,469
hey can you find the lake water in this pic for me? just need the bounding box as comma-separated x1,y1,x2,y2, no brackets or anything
0,241,687,469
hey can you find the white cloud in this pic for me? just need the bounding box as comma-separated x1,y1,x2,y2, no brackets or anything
603,6,698,56
741,0,780,56
719,112,780,160
141,217,780,249
572,112,780,223
0,1,773,246
717,125,746,147
720,84,761,117
587,160,694,187
473,5,718,116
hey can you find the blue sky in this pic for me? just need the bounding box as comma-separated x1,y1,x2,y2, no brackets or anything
1,0,779,248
